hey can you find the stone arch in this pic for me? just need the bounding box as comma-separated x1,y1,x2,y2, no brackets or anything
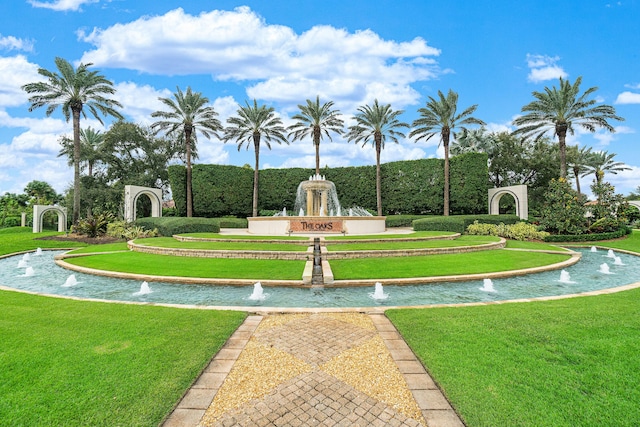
488,185,528,220
32,205,67,233
124,185,162,222
629,200,640,211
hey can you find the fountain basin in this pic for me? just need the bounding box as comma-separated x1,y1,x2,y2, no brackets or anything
247,215,387,235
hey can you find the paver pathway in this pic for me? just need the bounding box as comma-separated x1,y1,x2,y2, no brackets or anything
163,313,464,427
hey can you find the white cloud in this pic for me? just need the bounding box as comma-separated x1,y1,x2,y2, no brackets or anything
615,91,640,104
0,55,43,107
0,35,34,52
114,82,172,125
79,7,442,109
526,54,568,83
28,0,98,12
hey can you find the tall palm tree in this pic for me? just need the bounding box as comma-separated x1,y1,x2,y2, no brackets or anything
151,87,222,217
582,150,630,185
566,145,593,194
449,126,492,155
513,76,624,179
223,100,288,217
410,89,485,216
288,96,344,176
58,127,106,178
22,57,123,226
346,99,408,216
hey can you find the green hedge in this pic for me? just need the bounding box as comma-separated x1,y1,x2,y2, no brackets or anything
169,153,489,217
385,215,433,228
413,214,521,234
135,217,220,236
218,217,249,228
543,226,632,242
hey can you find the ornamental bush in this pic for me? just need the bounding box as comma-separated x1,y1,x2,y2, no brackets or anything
466,220,549,241
538,178,588,235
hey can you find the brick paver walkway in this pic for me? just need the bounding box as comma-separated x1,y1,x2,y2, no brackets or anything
163,313,464,427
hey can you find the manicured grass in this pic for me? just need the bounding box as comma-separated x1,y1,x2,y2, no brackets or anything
133,236,309,251
563,230,640,252
328,235,500,251
65,251,306,280
325,230,458,240
0,227,86,256
0,290,246,426
329,250,571,279
387,289,640,426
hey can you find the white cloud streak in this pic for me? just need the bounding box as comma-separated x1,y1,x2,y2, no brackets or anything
526,54,568,83
28,0,98,12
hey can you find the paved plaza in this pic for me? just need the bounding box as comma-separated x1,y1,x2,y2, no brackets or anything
163,312,464,427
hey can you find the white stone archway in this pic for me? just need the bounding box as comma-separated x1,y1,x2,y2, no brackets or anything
629,200,640,211
32,205,67,233
124,185,162,222
488,185,528,220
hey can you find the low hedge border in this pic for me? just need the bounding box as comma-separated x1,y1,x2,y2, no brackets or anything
413,214,521,234
543,226,632,242
135,217,220,236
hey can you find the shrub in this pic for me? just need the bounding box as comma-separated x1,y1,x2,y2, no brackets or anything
135,217,220,236
74,213,114,237
538,178,588,235
385,215,431,228
544,226,631,242
107,221,158,240
589,217,622,234
2,216,21,228
218,217,249,228
466,221,549,241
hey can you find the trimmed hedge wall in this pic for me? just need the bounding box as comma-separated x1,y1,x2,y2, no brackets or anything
413,214,521,234
168,153,489,217
543,226,632,242
135,217,220,236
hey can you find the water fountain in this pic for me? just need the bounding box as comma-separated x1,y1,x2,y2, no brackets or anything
590,246,597,253
247,174,385,235
35,248,42,256
132,281,152,296
614,256,625,266
17,260,28,268
599,263,613,274
62,274,78,287
370,282,389,300
479,278,497,292
22,253,30,262
248,282,266,301
558,270,575,284
22,267,34,277
607,249,615,258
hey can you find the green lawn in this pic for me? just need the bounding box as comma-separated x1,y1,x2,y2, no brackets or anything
65,251,306,280
0,291,245,426
177,232,309,240
133,236,309,251
327,235,500,251
325,230,458,240
0,227,87,256
330,250,571,279
387,289,640,426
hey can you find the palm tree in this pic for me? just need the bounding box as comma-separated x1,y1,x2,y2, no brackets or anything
223,100,288,217
513,76,624,179
582,150,630,185
449,126,492,155
151,87,222,217
566,145,593,194
410,89,485,216
288,96,344,176
22,57,123,226
58,127,106,178
346,99,408,216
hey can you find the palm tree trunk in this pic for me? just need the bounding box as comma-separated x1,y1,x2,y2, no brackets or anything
314,127,321,176
253,133,260,218
557,124,568,179
443,128,450,216
185,127,193,217
72,108,81,226
375,134,382,216
573,169,582,194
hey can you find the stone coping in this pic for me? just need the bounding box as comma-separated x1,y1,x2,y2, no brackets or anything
123,236,505,260
174,232,461,245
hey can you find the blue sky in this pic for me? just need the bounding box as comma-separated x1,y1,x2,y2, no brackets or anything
1,0,639,199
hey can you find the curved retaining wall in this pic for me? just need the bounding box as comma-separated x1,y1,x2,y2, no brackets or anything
126,238,507,260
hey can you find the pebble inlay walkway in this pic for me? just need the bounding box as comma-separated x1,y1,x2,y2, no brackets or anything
163,313,464,427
